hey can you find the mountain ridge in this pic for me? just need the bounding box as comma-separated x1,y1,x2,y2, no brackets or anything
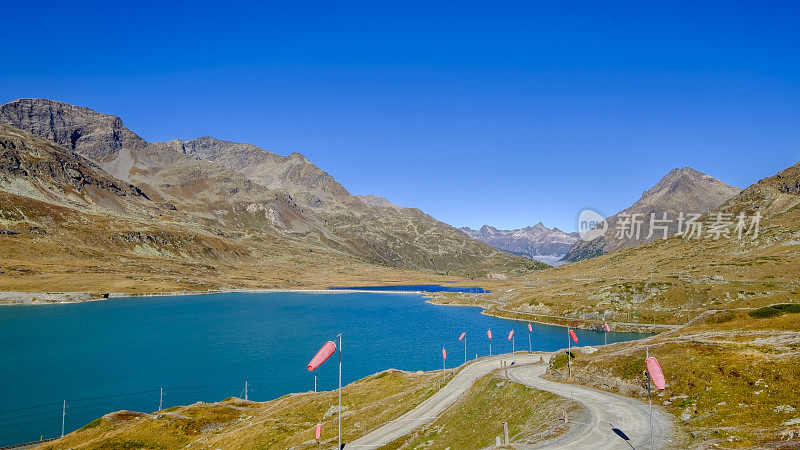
561,166,741,261
461,222,579,263
0,98,543,280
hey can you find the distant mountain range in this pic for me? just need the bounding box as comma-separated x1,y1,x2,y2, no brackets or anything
0,99,544,294
461,223,579,265
561,167,741,262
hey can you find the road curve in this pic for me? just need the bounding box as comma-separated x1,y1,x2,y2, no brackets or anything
348,353,545,448
508,363,674,449
349,352,674,449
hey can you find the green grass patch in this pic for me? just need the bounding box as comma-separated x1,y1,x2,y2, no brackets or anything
76,418,102,432
748,303,800,318
552,352,574,370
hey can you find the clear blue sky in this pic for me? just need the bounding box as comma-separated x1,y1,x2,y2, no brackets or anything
2,1,799,231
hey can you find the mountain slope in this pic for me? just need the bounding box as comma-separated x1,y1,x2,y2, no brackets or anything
357,194,404,210
0,98,541,278
470,160,800,327
170,136,357,211
562,167,740,261
0,123,150,215
461,223,579,263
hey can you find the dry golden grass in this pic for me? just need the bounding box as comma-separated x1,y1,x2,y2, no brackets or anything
425,204,800,332
0,190,513,297
41,369,442,449
546,309,800,448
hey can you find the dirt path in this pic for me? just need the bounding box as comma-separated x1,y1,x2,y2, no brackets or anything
349,352,674,449
508,363,674,449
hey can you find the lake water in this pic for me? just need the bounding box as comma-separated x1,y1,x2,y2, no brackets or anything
0,292,649,446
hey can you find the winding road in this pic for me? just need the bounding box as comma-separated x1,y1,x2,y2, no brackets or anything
348,352,674,449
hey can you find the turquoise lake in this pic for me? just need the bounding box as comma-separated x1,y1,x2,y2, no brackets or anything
0,291,649,445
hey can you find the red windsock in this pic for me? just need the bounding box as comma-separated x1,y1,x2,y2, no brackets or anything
307,341,337,371
442,347,447,360
315,423,321,441
528,323,533,333
646,357,666,390
569,329,578,343
508,330,514,340
459,332,465,341
604,322,611,332
487,329,493,340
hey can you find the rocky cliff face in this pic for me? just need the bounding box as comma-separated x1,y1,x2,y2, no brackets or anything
716,161,800,217
0,98,540,277
561,167,741,262
461,223,579,263
0,123,150,213
0,99,147,181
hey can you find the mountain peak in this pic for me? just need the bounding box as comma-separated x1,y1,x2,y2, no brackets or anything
461,222,579,262
562,166,741,262
0,98,147,180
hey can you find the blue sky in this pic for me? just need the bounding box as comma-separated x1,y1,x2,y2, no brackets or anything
2,1,799,231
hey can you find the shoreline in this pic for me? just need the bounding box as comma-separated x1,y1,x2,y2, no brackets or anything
0,287,429,306
425,295,675,334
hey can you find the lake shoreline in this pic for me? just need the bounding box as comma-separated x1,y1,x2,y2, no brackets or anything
0,287,425,305
425,294,674,334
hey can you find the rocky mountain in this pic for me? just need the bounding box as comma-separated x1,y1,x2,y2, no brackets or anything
356,194,404,210
169,136,357,211
461,223,579,264
496,159,800,326
0,123,150,214
717,161,800,217
0,98,544,282
561,167,741,261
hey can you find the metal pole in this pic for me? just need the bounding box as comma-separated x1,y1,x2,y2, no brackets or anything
442,350,446,384
338,333,342,450
159,387,163,411
648,375,653,450
647,346,653,450
567,328,571,378
512,335,515,354
528,332,532,353
464,336,467,366
61,400,66,437
314,375,317,393
245,380,248,401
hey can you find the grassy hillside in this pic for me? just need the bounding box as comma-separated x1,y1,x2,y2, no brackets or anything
429,163,800,331
545,307,800,447
0,189,486,297
43,369,582,449
42,369,441,449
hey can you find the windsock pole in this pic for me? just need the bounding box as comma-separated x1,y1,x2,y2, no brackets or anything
647,346,653,450
567,328,571,378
